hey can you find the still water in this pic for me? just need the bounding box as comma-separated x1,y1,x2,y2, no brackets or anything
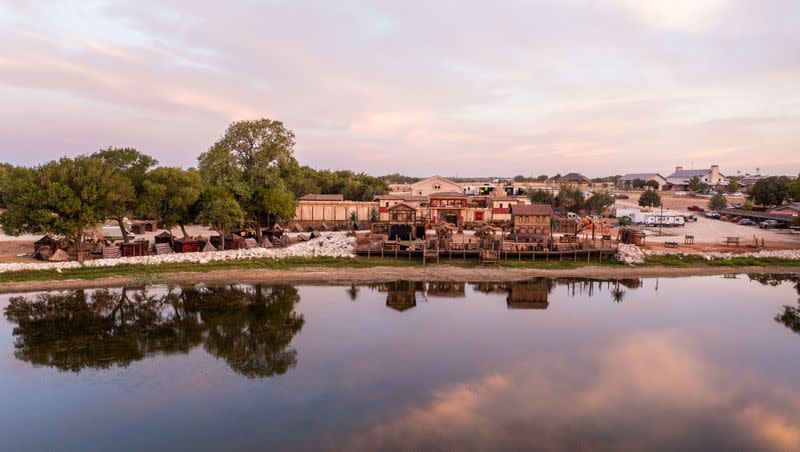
1,275,799,451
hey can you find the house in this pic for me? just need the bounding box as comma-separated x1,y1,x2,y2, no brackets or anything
511,203,553,236
548,173,590,189
666,165,726,190
769,202,800,217
491,195,523,223
408,176,463,196
429,191,468,226
375,194,428,221
618,173,668,190
739,174,765,186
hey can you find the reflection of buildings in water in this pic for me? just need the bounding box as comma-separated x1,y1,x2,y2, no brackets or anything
3,284,304,378
506,280,552,309
425,281,466,298
373,281,425,312
471,282,511,294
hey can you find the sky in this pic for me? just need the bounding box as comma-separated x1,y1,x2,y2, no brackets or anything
0,0,798,178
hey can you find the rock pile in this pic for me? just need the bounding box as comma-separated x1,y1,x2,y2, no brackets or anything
616,244,646,264
0,233,356,274
645,248,800,261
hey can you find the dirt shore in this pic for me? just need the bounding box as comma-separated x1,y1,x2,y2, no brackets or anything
1,265,799,293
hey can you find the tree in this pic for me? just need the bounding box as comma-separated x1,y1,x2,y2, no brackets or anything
198,118,298,240
92,148,157,242
0,157,134,249
555,186,584,212
0,163,14,208
726,177,740,194
527,188,554,204
253,185,296,227
92,147,157,195
138,167,205,237
645,180,660,190
688,176,708,193
708,193,727,211
196,187,244,247
638,190,661,208
585,192,614,215
749,176,792,208
632,178,646,189
535,174,548,182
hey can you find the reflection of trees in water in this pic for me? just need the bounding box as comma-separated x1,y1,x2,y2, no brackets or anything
3,284,304,378
748,274,800,335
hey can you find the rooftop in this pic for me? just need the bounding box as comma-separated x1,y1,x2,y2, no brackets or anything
619,173,663,181
429,191,466,198
299,194,345,201
512,204,554,216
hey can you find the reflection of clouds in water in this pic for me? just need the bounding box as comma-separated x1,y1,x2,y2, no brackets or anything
346,331,800,451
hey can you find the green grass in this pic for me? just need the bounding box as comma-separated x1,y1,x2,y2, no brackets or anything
642,254,800,268
0,253,798,286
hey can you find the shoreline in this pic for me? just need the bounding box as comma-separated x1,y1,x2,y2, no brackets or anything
1,264,799,293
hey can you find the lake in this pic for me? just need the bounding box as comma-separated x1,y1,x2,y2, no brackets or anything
1,275,799,451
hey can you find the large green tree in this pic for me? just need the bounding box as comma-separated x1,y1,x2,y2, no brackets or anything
198,119,298,238
638,190,662,208
138,167,205,237
708,193,727,211
92,148,158,242
749,176,792,208
585,192,614,215
0,157,134,249
195,187,244,246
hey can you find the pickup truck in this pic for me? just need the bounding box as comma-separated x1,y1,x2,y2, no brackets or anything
759,220,783,229
705,211,720,219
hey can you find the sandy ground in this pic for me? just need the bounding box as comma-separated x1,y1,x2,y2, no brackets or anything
614,195,800,252
1,265,799,293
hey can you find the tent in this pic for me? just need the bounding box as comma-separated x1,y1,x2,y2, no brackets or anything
49,249,70,262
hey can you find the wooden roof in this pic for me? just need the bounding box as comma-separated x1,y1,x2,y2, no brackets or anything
299,194,345,201
512,204,553,216
429,191,466,198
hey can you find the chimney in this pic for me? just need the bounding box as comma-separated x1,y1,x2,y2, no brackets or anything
710,165,719,183
675,166,683,173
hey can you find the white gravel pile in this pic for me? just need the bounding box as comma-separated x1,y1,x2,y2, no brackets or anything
645,248,800,261
0,233,355,274
617,244,646,264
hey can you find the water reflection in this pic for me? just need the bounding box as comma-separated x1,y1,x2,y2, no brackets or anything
3,284,304,378
370,278,646,311
749,274,800,335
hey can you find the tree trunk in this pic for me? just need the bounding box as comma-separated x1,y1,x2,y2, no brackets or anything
116,218,130,243
255,216,262,240
179,223,188,238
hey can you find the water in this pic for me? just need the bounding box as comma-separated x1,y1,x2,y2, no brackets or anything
1,275,799,451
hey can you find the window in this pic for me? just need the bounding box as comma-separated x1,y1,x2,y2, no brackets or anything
434,184,441,190
499,203,503,208
385,202,390,207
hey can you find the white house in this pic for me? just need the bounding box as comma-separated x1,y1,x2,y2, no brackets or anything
407,176,463,196
666,165,726,190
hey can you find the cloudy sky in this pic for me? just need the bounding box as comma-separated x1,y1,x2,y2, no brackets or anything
0,0,798,177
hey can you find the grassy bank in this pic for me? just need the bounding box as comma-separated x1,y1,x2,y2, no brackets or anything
0,255,798,285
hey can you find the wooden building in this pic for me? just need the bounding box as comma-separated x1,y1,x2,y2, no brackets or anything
429,192,468,226
511,204,553,236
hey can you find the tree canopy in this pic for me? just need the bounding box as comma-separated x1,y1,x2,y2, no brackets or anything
638,190,661,208
195,186,245,241
688,176,708,193
0,156,134,248
138,167,205,236
708,193,727,211
585,192,614,215
748,176,793,208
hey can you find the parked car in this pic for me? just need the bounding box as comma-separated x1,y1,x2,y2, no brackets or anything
729,203,743,209
730,216,742,223
705,211,720,219
612,193,629,199
687,205,702,211
759,220,783,229
674,191,687,197
683,214,698,222
728,192,744,198
738,219,756,226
